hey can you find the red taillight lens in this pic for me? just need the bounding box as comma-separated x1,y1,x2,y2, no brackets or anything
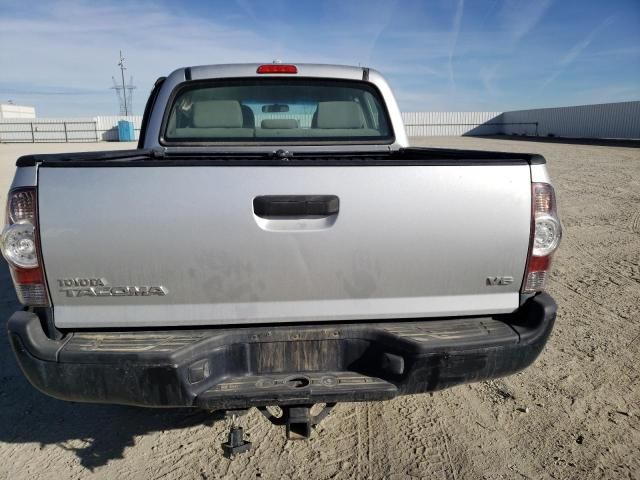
256,64,298,74
522,183,562,294
13,265,45,284
1,187,50,306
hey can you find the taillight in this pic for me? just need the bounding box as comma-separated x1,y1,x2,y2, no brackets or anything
256,64,298,74
1,187,50,306
522,183,562,293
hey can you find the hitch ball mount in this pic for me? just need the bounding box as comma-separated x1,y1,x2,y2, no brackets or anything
221,403,336,458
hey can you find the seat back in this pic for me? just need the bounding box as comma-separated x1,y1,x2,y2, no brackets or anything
173,100,254,138
314,101,366,129
193,100,243,128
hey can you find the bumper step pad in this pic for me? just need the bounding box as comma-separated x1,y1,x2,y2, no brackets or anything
197,372,397,409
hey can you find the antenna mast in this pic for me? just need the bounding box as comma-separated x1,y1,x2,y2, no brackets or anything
118,51,128,115
111,51,136,115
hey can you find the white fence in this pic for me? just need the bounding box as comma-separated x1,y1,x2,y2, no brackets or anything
401,112,502,136
1,101,638,142
0,115,142,143
0,112,509,142
0,117,96,142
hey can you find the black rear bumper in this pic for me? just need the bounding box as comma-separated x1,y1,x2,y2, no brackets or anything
7,293,556,409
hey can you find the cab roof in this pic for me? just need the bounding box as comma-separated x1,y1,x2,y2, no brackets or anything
173,63,371,82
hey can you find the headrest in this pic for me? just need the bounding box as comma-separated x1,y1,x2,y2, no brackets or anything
261,119,299,129
192,100,243,128
315,101,365,129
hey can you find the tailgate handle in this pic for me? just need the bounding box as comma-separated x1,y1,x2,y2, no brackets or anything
253,195,339,217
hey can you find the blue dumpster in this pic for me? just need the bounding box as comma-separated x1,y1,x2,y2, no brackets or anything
117,120,135,141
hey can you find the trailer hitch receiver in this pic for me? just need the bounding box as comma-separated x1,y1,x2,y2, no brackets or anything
258,403,337,440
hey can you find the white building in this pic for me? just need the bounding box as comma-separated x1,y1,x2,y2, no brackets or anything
0,104,36,120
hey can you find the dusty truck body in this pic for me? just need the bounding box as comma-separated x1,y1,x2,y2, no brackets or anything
2,64,560,443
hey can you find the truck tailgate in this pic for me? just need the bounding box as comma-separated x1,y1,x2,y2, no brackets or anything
38,164,532,328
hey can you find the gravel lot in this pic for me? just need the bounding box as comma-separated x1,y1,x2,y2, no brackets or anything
0,137,638,479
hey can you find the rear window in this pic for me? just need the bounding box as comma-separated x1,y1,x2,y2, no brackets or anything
162,79,393,144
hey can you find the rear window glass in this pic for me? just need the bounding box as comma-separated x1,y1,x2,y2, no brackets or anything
162,79,393,144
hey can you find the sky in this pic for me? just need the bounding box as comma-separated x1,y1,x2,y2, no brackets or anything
0,0,638,116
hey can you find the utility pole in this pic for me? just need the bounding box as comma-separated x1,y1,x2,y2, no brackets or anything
118,50,128,116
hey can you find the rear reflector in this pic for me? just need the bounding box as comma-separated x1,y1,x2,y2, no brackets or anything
523,256,552,292
257,64,298,74
15,284,48,306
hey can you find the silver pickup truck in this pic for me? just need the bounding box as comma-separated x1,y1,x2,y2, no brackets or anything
2,63,560,445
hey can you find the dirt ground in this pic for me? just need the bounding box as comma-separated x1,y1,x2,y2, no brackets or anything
0,137,638,480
